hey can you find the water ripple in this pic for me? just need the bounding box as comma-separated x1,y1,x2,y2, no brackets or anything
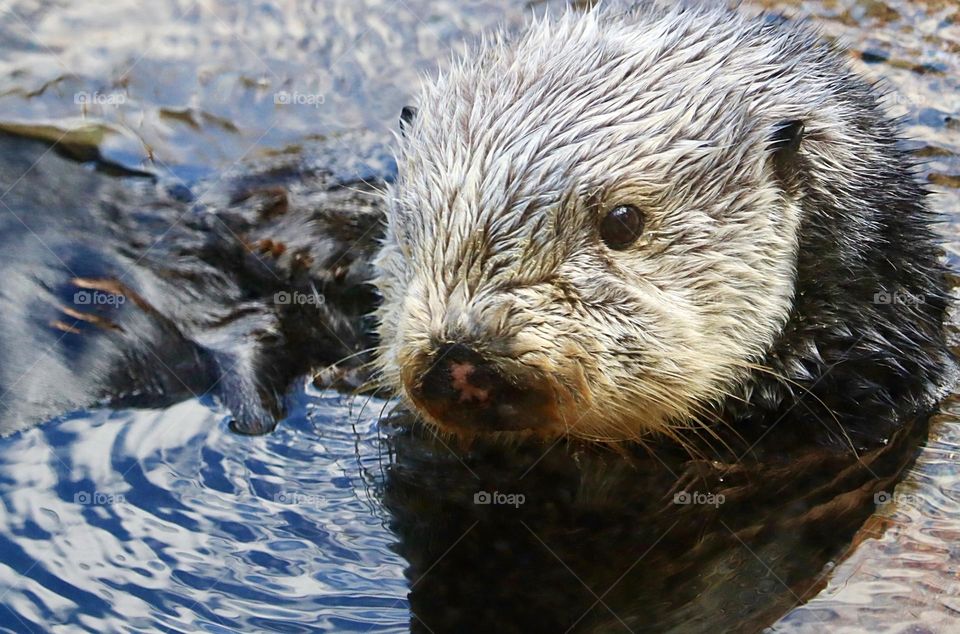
0,386,409,632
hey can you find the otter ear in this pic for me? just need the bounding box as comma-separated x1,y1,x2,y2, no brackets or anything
769,120,804,180
399,106,418,136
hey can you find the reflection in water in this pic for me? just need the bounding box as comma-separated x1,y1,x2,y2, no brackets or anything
0,386,936,632
383,413,931,633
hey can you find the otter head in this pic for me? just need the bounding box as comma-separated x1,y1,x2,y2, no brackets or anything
374,7,816,441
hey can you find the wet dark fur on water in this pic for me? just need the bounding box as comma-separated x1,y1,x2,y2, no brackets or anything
727,132,952,453
379,405,933,633
722,72,954,454
0,132,381,435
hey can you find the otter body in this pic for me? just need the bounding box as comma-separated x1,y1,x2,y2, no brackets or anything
375,2,953,447
0,133,381,436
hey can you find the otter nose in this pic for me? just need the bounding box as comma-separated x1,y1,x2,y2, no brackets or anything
419,343,501,409
408,343,555,431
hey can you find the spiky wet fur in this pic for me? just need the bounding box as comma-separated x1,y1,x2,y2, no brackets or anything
372,2,952,448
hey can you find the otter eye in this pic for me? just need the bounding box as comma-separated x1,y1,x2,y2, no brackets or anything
599,205,644,249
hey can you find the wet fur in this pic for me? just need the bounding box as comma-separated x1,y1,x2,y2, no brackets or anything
374,2,953,447
0,133,380,435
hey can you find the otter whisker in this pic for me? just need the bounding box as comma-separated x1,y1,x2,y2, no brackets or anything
728,359,861,461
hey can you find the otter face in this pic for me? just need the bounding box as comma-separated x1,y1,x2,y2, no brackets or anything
374,7,815,441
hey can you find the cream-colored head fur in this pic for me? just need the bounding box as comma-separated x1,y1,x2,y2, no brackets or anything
373,3,850,441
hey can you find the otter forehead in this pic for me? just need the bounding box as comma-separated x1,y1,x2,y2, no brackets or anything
391,6,826,284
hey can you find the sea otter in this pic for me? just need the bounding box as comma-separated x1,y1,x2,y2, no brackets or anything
373,2,954,448
0,131,381,436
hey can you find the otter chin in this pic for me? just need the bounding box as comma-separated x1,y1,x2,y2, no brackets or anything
372,3,952,444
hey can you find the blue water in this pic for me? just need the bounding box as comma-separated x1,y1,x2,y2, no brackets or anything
0,387,409,632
